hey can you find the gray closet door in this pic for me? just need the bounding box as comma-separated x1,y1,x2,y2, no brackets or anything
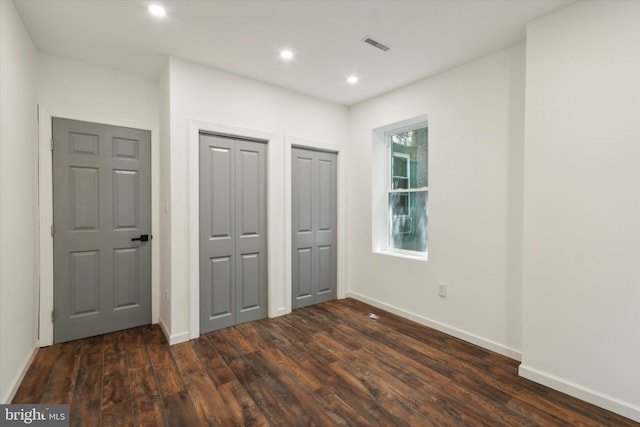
292,148,337,309
199,133,267,333
53,118,151,344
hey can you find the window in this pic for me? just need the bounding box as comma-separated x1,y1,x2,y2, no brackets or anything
387,125,428,255
372,117,428,259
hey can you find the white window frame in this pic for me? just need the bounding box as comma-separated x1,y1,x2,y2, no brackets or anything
372,115,428,261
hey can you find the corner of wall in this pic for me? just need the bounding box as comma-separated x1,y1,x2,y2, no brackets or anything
0,0,40,405
519,365,640,423
0,340,39,404
521,1,640,420
346,291,522,361
157,316,189,346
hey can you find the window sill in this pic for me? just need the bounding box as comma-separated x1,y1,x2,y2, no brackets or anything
373,249,428,262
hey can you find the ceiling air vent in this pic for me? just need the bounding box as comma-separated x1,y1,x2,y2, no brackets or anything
363,37,390,52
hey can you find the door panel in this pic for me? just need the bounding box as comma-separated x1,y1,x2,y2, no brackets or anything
238,149,261,235
239,253,260,310
113,137,139,159
210,147,233,239
69,167,99,230
200,136,236,331
313,150,337,305
69,131,99,155
113,170,139,229
317,159,333,231
317,245,333,295
292,148,337,309
295,156,314,233
210,256,234,319
200,134,267,333
53,118,151,343
69,250,100,316
234,140,267,325
113,248,139,308
295,248,313,299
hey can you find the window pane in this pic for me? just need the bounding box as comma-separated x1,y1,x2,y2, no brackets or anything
389,191,427,252
392,154,408,177
392,178,408,189
392,154,409,189
390,127,428,189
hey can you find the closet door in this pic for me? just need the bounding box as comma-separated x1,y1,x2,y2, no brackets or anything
292,148,337,309
199,133,267,333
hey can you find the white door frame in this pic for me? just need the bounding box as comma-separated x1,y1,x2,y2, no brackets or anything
38,106,160,346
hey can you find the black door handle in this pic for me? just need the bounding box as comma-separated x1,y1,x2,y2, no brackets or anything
131,234,150,242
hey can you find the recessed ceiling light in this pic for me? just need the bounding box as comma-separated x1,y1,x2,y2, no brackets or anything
148,4,167,17
347,75,359,84
280,50,294,60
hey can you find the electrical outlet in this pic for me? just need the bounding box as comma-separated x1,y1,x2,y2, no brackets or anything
438,283,447,298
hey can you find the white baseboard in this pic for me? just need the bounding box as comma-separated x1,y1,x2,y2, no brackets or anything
168,331,190,345
519,364,640,423
157,317,170,343
270,307,287,318
2,340,39,404
157,318,189,346
345,291,521,361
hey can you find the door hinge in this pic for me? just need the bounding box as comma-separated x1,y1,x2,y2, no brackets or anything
51,310,55,322
50,138,54,151
50,224,54,237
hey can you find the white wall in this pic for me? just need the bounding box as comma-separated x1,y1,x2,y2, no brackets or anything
37,53,160,345
165,57,349,342
0,0,39,403
520,1,640,421
347,44,526,358
38,53,159,125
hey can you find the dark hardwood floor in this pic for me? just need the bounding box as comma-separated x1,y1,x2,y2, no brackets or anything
12,298,639,426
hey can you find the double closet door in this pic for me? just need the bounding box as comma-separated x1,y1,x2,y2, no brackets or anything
199,133,268,334
292,148,338,309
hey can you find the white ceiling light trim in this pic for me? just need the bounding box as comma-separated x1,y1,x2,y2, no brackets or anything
148,4,166,17
347,75,359,85
280,50,294,61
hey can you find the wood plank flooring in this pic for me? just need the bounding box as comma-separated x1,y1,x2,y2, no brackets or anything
12,298,639,426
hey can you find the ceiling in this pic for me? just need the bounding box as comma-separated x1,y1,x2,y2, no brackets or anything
14,0,573,106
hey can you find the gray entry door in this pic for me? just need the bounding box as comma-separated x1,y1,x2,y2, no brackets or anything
292,148,337,309
53,118,151,344
199,133,268,333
